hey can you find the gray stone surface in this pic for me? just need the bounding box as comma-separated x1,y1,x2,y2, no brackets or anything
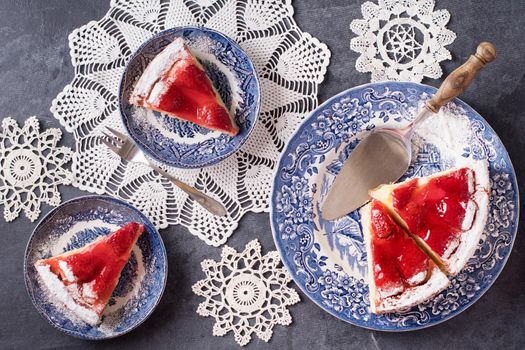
0,0,524,349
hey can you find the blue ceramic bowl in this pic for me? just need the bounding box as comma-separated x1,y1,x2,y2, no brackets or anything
119,26,260,169
271,81,519,331
24,195,168,339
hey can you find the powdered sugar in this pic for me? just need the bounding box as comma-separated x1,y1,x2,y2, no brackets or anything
105,246,145,313
45,219,119,256
98,254,155,335
35,264,101,326
131,106,222,143
58,260,76,282
441,237,460,260
412,103,474,166
83,280,97,301
461,199,477,231
377,282,404,299
406,270,427,286
377,266,450,314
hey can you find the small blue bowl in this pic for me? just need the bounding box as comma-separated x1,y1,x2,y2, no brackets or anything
24,195,168,339
119,26,260,169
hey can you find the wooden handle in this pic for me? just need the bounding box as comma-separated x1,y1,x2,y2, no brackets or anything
426,42,496,113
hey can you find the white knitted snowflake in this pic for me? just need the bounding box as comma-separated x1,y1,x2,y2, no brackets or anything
350,0,456,82
192,239,300,346
0,117,73,222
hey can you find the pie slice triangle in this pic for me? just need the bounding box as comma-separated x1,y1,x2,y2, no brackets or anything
370,160,490,276
35,222,144,325
361,200,450,314
130,37,239,136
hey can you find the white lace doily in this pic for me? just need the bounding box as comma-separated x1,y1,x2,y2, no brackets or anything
350,0,456,82
50,0,331,246
0,117,73,222
192,239,300,346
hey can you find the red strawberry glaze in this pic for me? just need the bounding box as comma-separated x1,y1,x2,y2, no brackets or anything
369,201,429,294
43,222,144,312
391,169,471,256
151,54,237,135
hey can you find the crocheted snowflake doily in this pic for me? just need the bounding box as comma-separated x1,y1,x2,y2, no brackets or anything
192,239,300,346
0,117,73,222
50,0,331,246
350,0,456,82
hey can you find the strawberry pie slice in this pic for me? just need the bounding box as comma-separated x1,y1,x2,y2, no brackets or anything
370,160,490,276
129,37,239,136
34,222,144,325
361,200,450,314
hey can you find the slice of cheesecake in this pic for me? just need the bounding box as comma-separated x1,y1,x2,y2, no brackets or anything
370,160,490,276
129,37,239,136
361,200,450,314
34,222,144,325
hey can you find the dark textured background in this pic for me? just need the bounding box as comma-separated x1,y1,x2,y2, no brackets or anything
1,1,524,349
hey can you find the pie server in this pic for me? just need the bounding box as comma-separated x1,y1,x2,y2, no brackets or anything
321,42,497,221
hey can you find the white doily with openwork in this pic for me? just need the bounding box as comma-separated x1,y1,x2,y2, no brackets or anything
192,239,300,346
50,0,331,246
350,0,456,82
0,117,73,222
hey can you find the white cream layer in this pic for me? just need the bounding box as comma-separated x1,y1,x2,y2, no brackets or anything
35,263,101,326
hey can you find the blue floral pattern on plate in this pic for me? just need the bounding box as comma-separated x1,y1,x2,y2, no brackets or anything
271,82,519,331
119,26,260,169
24,195,168,339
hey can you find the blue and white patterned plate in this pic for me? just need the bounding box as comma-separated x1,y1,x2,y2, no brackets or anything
271,82,519,331
24,195,168,339
119,26,260,169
